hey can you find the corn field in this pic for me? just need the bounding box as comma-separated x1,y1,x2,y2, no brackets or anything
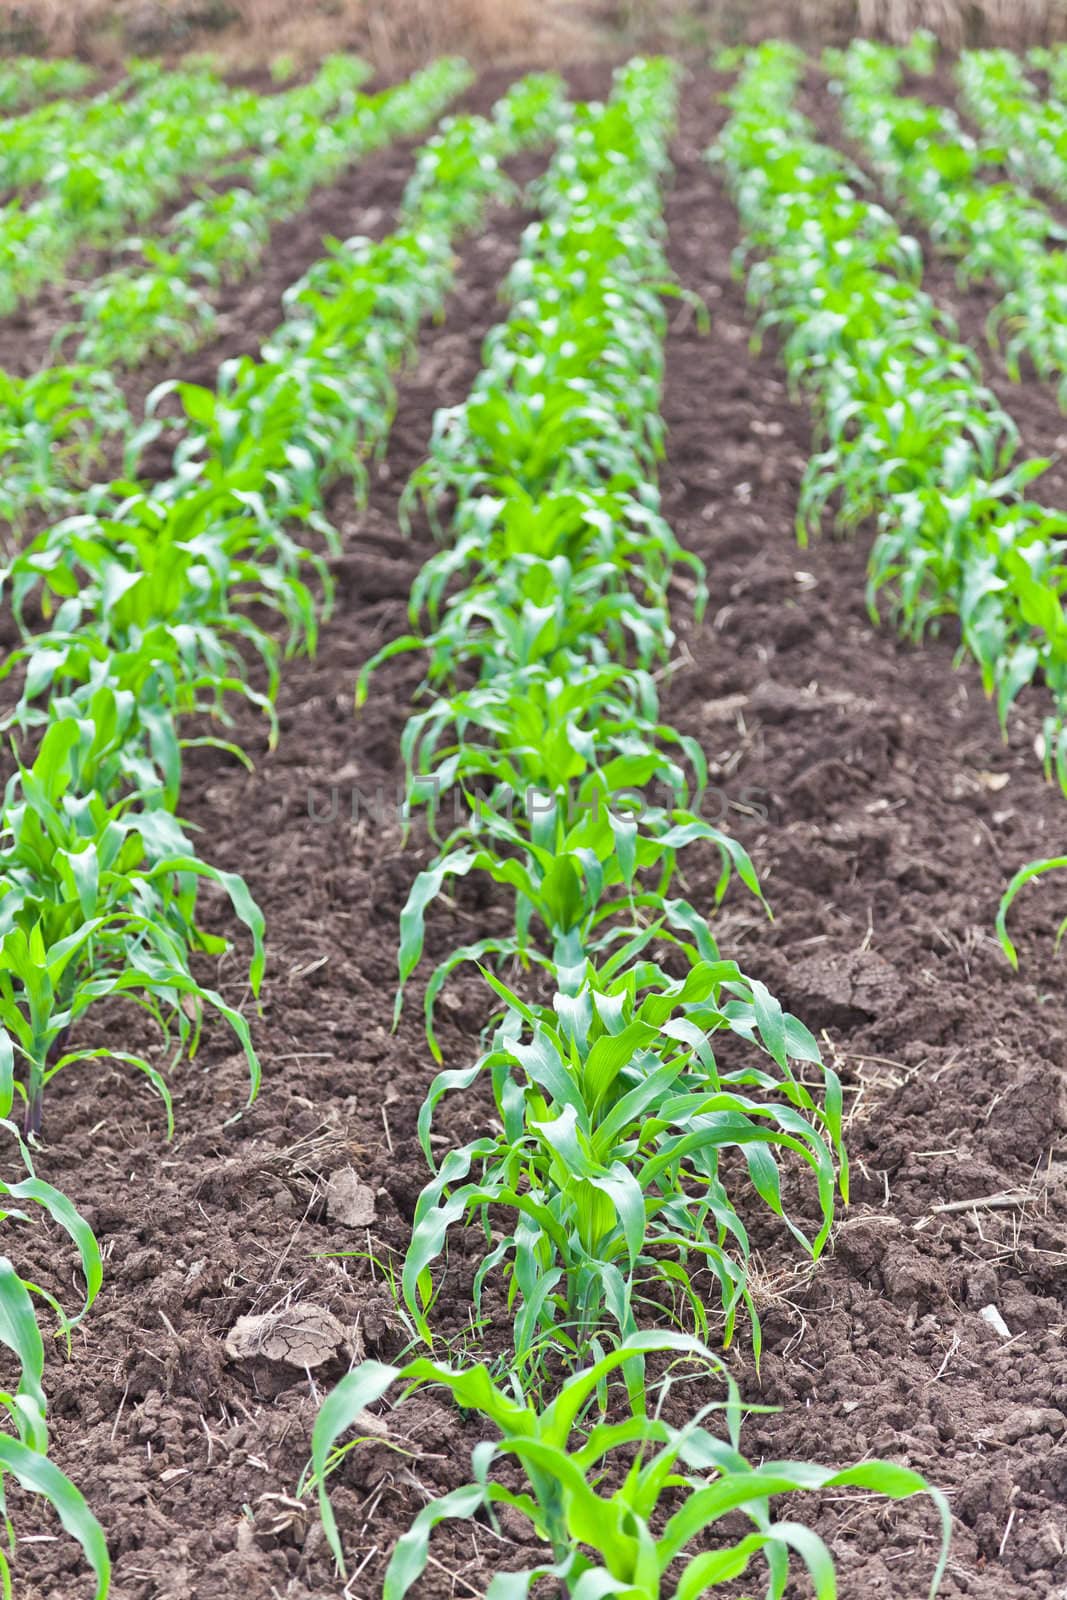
0,26,1062,1600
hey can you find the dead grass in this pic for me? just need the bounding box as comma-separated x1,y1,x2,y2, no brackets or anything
825,0,1067,45
0,0,597,70
1,0,1063,69
609,0,1067,46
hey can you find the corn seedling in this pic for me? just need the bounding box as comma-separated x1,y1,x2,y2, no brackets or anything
0,1129,110,1591
405,952,844,1371
309,1332,950,1598
996,853,1067,967
0,713,263,1134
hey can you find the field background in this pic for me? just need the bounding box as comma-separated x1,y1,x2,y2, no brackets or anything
0,8,1065,1599
3,0,1067,68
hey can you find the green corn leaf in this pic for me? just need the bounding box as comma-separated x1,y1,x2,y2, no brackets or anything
996,854,1067,967
0,1434,109,1598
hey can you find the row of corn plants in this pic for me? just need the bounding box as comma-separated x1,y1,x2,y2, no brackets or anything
0,61,283,531
819,40,1067,947
310,56,950,1599
722,42,1067,952
61,52,398,370
0,62,163,192
0,54,379,533
0,59,338,316
957,46,1067,197
0,56,96,112
827,37,1067,406
0,66,563,1596
1,64,228,312
717,44,1067,804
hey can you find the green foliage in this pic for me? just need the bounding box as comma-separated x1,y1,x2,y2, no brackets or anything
406,953,844,1371
65,56,458,373
310,53,945,1600
0,711,264,1134
717,42,1067,793
0,55,415,523
1029,42,1067,104
0,68,570,1595
0,66,143,189
354,56,848,1374
0,57,95,112
0,1120,108,1593
0,63,565,1138
0,65,245,317
829,39,1067,404
958,47,1067,197
0,365,130,535
309,1333,951,1599
996,854,1067,966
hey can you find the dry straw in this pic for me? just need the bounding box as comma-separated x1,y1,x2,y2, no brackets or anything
654,0,1067,44
7,0,1067,59
0,0,592,67
855,0,1067,44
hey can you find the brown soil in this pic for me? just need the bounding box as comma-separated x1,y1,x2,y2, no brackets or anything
3,59,1066,1600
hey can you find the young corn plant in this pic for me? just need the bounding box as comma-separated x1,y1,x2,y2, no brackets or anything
996,854,1067,967
396,655,705,848
0,1236,110,1597
404,952,844,1374
396,779,766,1044
408,483,705,631
363,547,681,708
0,365,130,537
308,1332,950,1599
0,625,264,814
0,1104,112,1594
0,714,263,1135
